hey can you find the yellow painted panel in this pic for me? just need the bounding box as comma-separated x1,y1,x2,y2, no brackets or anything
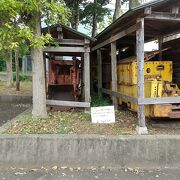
151,105,172,117
117,81,180,118
117,61,172,85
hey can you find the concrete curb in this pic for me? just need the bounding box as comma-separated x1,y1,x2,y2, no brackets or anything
0,95,32,104
0,135,180,168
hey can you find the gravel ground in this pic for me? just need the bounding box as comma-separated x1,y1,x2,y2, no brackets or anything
0,103,30,126
0,167,179,180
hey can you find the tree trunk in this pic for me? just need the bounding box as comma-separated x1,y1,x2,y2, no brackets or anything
92,0,97,37
71,0,80,30
113,0,122,21
31,13,47,118
6,50,13,87
74,0,80,30
15,50,20,91
129,0,141,9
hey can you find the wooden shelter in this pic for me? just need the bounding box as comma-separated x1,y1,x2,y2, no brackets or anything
91,0,180,134
42,25,95,109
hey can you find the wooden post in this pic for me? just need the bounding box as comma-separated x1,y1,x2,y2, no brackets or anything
97,49,102,97
136,18,148,134
111,41,118,109
43,53,47,96
84,52,91,108
82,54,85,100
158,36,163,61
172,6,179,14
57,26,63,40
15,50,20,91
90,54,94,94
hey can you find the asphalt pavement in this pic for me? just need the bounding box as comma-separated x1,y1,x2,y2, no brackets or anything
0,167,180,180
0,103,29,126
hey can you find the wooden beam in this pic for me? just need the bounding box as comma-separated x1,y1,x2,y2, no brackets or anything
100,48,109,51
145,12,180,21
111,41,118,109
59,39,84,46
101,88,137,103
97,49,102,97
47,100,90,108
92,23,141,51
136,18,145,128
84,52,91,104
138,97,180,105
158,36,163,61
43,47,90,53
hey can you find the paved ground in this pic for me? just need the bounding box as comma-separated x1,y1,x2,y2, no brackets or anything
0,103,29,126
0,168,180,180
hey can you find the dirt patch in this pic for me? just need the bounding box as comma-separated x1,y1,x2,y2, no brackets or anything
0,81,32,96
4,108,180,135
4,109,138,135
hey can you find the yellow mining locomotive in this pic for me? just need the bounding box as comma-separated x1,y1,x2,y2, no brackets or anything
117,57,180,118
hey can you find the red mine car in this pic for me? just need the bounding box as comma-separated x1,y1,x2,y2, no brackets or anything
48,57,81,102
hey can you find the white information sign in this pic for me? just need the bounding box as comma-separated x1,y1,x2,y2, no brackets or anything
91,106,115,124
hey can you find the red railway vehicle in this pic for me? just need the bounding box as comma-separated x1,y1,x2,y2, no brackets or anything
48,57,81,103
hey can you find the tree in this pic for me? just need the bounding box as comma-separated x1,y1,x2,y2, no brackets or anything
129,0,142,9
0,0,21,87
21,0,69,118
6,50,13,87
113,0,123,21
0,26,18,87
64,0,84,30
0,0,69,118
15,44,29,91
80,0,111,37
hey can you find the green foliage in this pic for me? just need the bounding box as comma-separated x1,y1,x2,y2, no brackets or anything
0,0,70,53
0,0,22,21
91,95,111,107
64,0,83,29
13,72,26,81
80,0,111,33
97,15,113,34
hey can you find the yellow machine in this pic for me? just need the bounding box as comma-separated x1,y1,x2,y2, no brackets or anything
117,57,180,118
